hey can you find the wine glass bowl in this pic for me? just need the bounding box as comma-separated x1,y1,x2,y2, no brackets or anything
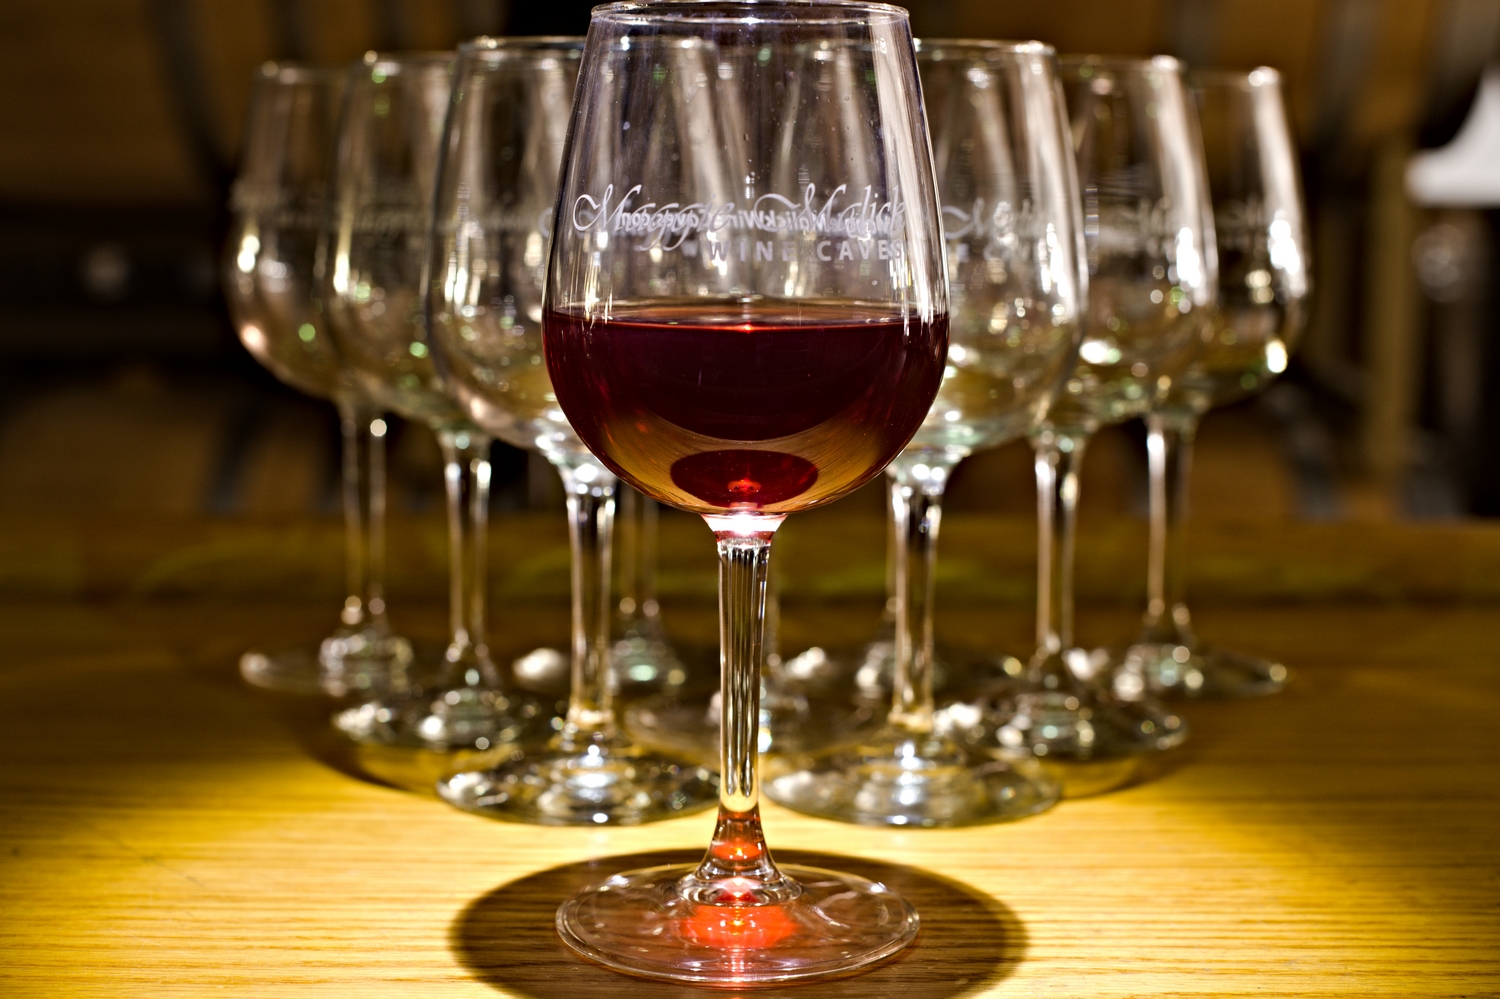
1175,68,1308,411
425,38,587,459
226,66,344,403
1056,55,1217,433
545,300,947,516
327,53,470,428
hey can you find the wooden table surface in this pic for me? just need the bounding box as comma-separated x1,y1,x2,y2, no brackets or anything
2,588,1498,997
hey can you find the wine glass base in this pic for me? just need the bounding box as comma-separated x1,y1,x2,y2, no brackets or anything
556,862,919,985
437,744,718,826
969,687,1188,759
624,691,879,765
240,649,327,696
1116,643,1288,700
764,727,1059,828
239,648,399,698
241,629,413,697
612,630,689,695
848,637,962,704
953,689,1186,798
333,683,547,753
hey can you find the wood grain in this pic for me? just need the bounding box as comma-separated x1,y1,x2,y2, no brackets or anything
1,597,1497,997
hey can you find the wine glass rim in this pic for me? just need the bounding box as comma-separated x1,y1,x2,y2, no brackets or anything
590,0,911,27
358,50,458,73
916,38,1055,58
1058,53,1185,75
1190,65,1283,89
257,61,342,85
460,35,587,54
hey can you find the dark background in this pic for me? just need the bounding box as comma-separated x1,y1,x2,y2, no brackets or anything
2,0,1497,523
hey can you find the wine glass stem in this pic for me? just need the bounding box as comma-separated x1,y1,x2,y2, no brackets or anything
366,409,391,626
690,519,794,897
1033,430,1089,661
883,478,899,623
887,460,954,734
554,456,618,748
616,487,664,628
639,494,659,621
335,395,373,629
1144,409,1198,643
616,486,641,619
437,426,493,670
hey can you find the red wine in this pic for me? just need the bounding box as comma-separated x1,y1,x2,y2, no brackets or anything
544,300,947,516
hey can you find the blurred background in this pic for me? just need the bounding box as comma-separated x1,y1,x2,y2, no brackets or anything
2,0,1498,539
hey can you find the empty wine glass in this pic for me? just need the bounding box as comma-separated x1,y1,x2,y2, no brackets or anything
325,51,539,752
961,56,1210,783
1114,66,1309,700
542,1,946,983
226,61,412,697
424,36,716,825
765,39,1082,827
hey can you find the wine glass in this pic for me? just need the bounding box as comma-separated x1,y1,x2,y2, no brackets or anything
765,39,1082,827
225,61,413,697
424,36,716,825
963,56,1210,782
324,51,538,752
1114,66,1309,700
542,1,946,983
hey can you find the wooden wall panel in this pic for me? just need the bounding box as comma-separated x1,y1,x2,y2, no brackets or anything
948,0,1171,57
195,0,279,168
1213,0,1325,138
0,1,207,204
1350,0,1442,147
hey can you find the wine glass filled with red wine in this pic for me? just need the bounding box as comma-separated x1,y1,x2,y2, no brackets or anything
542,1,948,985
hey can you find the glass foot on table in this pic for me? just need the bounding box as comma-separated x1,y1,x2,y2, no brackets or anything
612,631,689,696
334,679,546,753
952,685,1188,797
764,726,1058,827
241,628,413,697
556,861,919,985
240,649,326,696
437,740,718,826
1115,643,1289,700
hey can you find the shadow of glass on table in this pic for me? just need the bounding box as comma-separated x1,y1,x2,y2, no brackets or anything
451,849,1025,997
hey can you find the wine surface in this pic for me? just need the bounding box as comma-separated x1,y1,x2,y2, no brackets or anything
544,301,947,516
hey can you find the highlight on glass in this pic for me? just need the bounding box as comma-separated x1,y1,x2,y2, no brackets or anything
541,1,947,983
